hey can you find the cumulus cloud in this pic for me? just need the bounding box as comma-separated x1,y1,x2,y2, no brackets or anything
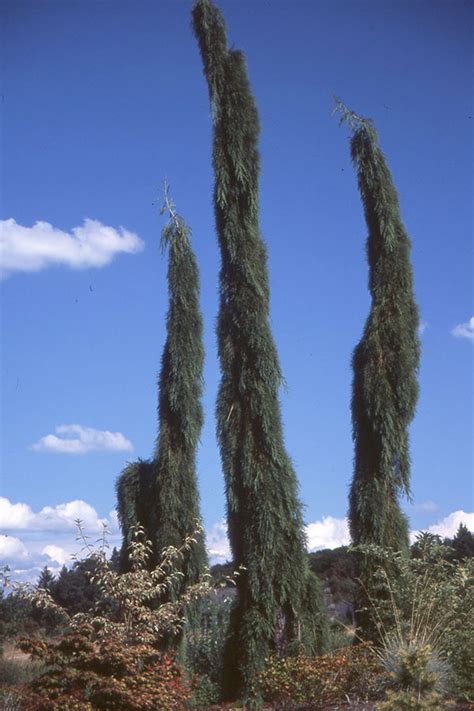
306,516,350,551
0,535,29,562
31,424,133,454
205,516,353,562
206,520,231,565
0,218,144,279
0,496,107,532
451,316,474,341
42,545,71,566
0,497,121,583
427,510,474,538
0,498,33,529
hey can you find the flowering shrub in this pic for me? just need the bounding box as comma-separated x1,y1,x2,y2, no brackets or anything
253,642,384,707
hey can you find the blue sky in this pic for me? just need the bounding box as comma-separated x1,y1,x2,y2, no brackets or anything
1,0,472,581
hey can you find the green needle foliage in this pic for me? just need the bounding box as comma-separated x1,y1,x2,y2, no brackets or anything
116,459,154,571
192,0,327,697
336,100,420,551
151,190,208,586
116,190,207,591
336,99,420,634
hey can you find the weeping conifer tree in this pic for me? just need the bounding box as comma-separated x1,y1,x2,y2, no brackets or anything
337,100,420,633
337,101,420,551
192,0,327,696
150,191,207,585
116,190,207,589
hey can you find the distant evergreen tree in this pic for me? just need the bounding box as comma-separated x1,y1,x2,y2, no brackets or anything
116,191,207,590
449,523,474,560
109,547,121,573
336,100,420,637
192,0,327,696
37,566,55,593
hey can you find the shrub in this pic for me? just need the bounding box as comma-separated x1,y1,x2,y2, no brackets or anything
17,632,190,710
355,537,474,705
12,522,225,710
377,638,450,710
185,592,233,687
253,642,384,707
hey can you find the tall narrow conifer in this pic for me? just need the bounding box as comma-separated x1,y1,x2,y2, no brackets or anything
116,191,207,588
150,191,207,585
192,0,327,696
337,102,420,553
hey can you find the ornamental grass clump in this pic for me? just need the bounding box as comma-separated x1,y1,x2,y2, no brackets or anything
354,537,474,709
377,637,450,711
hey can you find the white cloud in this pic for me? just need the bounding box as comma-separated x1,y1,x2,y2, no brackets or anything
0,498,33,529
0,496,107,533
107,509,120,535
0,218,144,279
427,510,474,538
418,321,428,336
306,516,350,551
31,424,133,454
411,500,439,514
205,516,353,562
451,316,474,341
0,535,29,562
206,520,231,565
42,545,71,566
0,498,121,583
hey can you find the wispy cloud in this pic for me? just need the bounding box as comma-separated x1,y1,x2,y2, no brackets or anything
418,321,428,336
411,500,439,514
0,218,144,279
31,425,133,454
451,316,474,341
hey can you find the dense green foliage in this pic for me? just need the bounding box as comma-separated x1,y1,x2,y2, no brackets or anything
116,459,155,570
192,0,327,697
343,106,420,553
150,202,208,584
116,201,207,589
